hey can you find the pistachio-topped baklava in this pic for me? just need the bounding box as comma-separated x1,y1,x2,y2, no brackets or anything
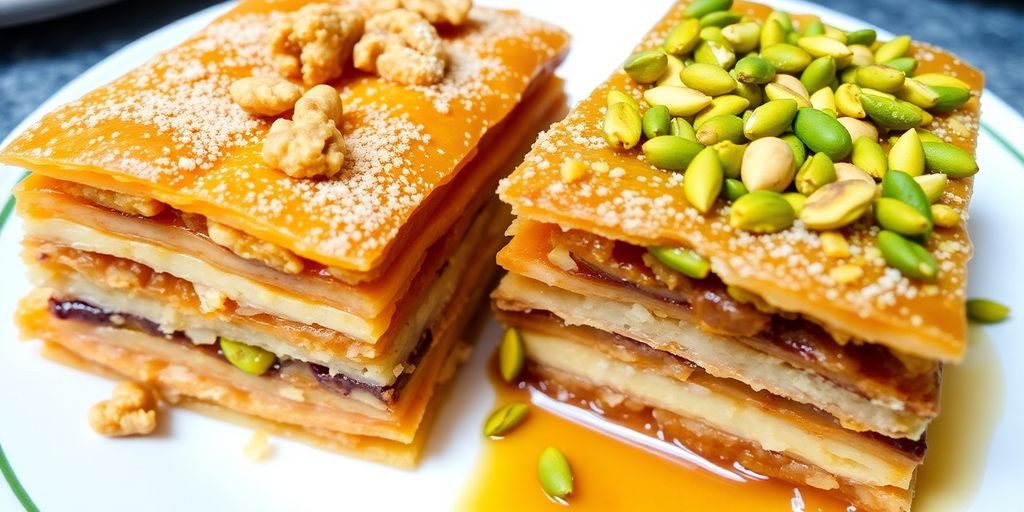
1,0,569,466
493,0,982,509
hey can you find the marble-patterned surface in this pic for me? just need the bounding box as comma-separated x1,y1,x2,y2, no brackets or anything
0,0,1021,141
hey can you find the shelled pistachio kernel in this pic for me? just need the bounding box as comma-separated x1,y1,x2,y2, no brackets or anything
915,173,948,203
560,158,586,184
966,298,1011,323
897,78,940,109
729,190,796,233
648,246,711,279
644,85,712,117
796,35,852,67
643,135,704,171
820,231,851,258
694,95,749,127
721,21,761,53
875,35,912,63
694,39,736,69
922,141,979,178
623,50,668,83
760,43,812,73
538,447,574,499
837,117,878,144
722,178,749,200
796,152,836,195
483,402,529,438
741,136,796,192
696,115,744,145
881,170,933,233
664,17,702,55
714,140,746,179
743,99,797,140
685,0,733,19
670,117,697,141
851,137,887,179
642,105,672,139
846,28,877,46
734,55,776,84
810,86,837,112
830,264,864,284
860,93,923,130
603,101,642,150
683,147,725,213
793,107,853,161
800,180,876,230
657,54,686,87
835,83,866,118
931,204,960,228
801,56,836,94
884,57,918,76
856,65,906,94
782,192,807,216
607,89,639,110
875,197,932,236
681,63,737,96
834,162,875,184
760,19,786,48
888,129,925,177
877,229,938,280
848,44,875,68
220,338,276,375
780,133,807,169
498,327,525,382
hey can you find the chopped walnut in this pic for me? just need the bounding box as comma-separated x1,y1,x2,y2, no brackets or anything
293,84,343,124
261,118,345,178
354,9,446,85
269,4,365,85
65,183,166,217
228,76,303,116
88,382,158,437
207,219,305,274
369,0,472,26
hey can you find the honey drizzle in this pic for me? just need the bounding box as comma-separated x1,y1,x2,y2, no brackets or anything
460,357,851,511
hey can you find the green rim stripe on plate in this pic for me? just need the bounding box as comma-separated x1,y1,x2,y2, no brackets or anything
0,122,1021,511
0,444,38,512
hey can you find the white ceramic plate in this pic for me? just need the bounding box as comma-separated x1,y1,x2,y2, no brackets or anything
1,1,1021,510
0,0,121,28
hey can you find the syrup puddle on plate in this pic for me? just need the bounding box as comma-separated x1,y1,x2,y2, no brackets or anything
461,326,1005,512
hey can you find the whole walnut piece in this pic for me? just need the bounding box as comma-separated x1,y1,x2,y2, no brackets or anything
369,0,472,26
354,9,446,86
270,4,365,85
261,84,346,179
88,382,158,437
229,76,304,116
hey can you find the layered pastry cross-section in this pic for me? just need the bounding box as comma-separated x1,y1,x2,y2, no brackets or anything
493,1,982,510
1,0,569,467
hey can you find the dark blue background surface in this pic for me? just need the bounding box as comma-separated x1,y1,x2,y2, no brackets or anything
1,0,1021,141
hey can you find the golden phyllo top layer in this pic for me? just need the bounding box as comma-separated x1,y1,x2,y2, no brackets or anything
0,0,569,273
499,0,983,362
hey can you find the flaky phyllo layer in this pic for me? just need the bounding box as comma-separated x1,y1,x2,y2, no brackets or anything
2,0,570,465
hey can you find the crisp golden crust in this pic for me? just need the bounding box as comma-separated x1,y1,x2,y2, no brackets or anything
0,0,569,275
496,1,982,362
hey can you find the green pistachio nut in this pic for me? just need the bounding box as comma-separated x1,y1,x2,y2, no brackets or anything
220,337,276,375
734,55,776,84
793,108,853,160
888,129,925,176
834,162,875,183
669,117,698,141
729,190,796,233
603,101,642,150
642,135,704,171
922,141,979,178
664,18,702,56
917,130,943,144
765,82,811,108
642,105,672,139
782,192,807,216
810,86,837,112
722,177,749,200
799,179,876,230
800,56,836,93
881,169,933,239
848,44,875,67
624,50,668,84
685,0,733,19
966,298,1011,323
683,146,725,213
860,93,923,130
877,230,938,280
874,35,912,64
538,447,574,499
697,115,745,145
835,83,865,118
743,98,798,139
786,30,800,45
851,137,888,179
875,197,932,236
796,35,852,67
929,86,972,113
914,173,948,203
483,402,529,438
780,133,807,169
606,89,639,110
855,64,905,93
644,85,713,117
694,40,736,69
732,79,764,109
700,25,728,45
915,73,971,90
767,10,794,32
760,43,812,73
693,95,749,127
721,21,761,53
795,152,836,195
714,140,746,179
649,246,711,279
499,327,525,382
845,29,877,46
656,54,687,87
740,136,796,192
837,116,878,143
839,65,860,85
896,78,940,109
700,11,742,28
823,24,848,43
681,62,737,96
801,17,825,37
883,57,918,76
930,204,960,228
760,19,787,49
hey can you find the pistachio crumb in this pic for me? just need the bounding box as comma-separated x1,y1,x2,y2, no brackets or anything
560,158,586,183
830,264,864,284
820,232,851,258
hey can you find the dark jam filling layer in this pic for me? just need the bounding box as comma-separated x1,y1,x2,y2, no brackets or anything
47,297,432,403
